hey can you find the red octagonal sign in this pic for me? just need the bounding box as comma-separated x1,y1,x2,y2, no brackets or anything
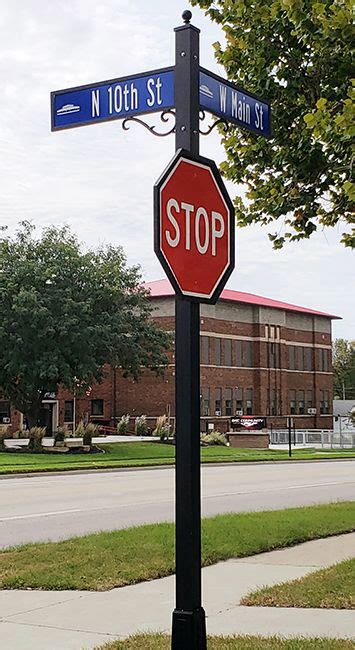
154,149,235,303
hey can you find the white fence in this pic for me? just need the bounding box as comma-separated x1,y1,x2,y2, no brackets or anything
270,429,355,448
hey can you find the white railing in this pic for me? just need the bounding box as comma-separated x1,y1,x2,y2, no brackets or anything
270,429,355,448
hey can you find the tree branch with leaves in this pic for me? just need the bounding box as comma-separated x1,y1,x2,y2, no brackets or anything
0,222,171,427
191,0,354,247
332,338,355,399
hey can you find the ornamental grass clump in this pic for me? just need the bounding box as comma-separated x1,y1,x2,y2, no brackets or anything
75,421,86,437
53,426,69,447
117,414,130,435
201,431,227,446
82,422,98,447
135,415,149,436
28,427,46,452
153,415,170,441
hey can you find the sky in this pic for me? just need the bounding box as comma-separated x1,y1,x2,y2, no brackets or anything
1,0,353,339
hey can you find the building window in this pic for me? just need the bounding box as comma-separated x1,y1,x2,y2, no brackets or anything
201,336,209,365
246,388,253,415
225,388,232,416
91,399,104,416
319,348,329,372
235,388,243,413
215,388,222,416
64,400,74,422
270,325,275,339
243,341,253,367
0,400,10,423
215,338,221,365
268,342,280,369
306,390,313,412
289,389,296,415
269,389,277,416
320,390,329,414
297,346,304,371
289,346,296,370
235,340,242,366
234,340,253,367
269,390,281,415
304,347,313,371
289,345,315,371
224,339,232,366
201,387,210,416
298,390,305,415
289,345,314,371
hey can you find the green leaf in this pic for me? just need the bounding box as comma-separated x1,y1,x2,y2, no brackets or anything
316,97,327,110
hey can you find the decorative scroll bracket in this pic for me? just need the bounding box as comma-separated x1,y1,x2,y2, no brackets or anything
199,110,230,136
122,109,176,137
122,109,231,138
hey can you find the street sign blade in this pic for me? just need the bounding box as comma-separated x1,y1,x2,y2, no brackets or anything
199,67,271,138
51,67,174,131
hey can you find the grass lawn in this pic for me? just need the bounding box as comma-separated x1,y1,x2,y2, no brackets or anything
0,441,354,474
241,558,355,609
0,502,354,591
94,633,355,649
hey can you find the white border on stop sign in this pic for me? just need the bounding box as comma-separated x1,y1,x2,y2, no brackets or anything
159,156,231,300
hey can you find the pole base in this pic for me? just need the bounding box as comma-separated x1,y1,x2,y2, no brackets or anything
171,607,207,650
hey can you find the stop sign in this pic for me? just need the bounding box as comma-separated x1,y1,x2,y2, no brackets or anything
154,149,235,303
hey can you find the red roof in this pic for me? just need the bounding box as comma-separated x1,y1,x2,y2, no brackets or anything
143,279,340,319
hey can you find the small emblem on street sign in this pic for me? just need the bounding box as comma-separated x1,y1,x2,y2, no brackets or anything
199,84,214,99
56,103,81,115
51,68,174,131
154,149,235,303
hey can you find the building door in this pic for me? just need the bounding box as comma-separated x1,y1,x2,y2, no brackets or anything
39,403,54,436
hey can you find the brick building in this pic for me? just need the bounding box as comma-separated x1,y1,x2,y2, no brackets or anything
1,279,338,434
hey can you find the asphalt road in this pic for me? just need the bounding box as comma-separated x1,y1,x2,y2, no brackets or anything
0,460,354,548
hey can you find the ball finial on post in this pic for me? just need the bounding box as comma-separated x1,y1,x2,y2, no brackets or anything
182,10,192,24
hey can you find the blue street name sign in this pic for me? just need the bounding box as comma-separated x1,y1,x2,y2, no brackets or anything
199,68,271,138
51,67,174,131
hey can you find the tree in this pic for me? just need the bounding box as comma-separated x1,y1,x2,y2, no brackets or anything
332,338,355,399
191,0,354,247
0,222,171,427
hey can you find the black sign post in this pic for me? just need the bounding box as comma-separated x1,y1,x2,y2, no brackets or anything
51,12,271,649
171,11,207,650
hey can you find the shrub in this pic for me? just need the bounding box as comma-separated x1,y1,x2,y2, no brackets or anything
82,422,98,447
201,431,227,446
53,426,69,446
28,427,46,452
135,415,149,436
153,414,170,441
117,414,130,435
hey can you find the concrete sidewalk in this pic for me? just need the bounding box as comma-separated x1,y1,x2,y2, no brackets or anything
0,533,354,649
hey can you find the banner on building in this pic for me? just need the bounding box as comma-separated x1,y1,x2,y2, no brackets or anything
231,417,266,430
